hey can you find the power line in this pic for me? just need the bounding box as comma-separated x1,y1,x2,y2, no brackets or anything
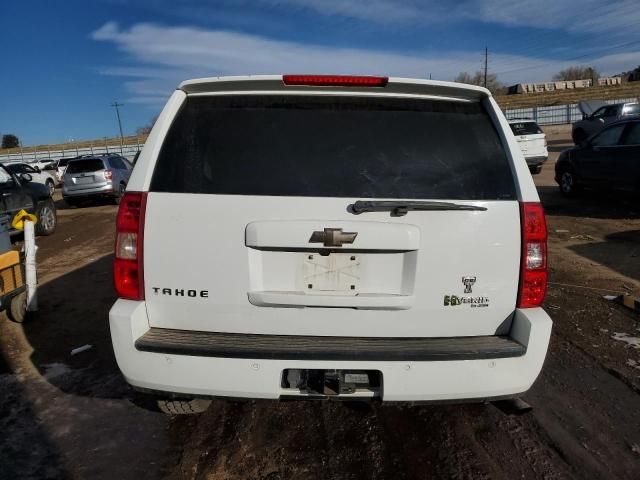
494,38,640,76
445,2,640,78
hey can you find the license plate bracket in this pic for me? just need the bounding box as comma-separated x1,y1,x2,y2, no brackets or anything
301,253,360,292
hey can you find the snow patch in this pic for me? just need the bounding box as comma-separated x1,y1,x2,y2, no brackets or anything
41,363,71,379
611,333,640,349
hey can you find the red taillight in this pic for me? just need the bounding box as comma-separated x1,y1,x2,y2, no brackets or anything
283,75,388,87
104,169,113,180
114,192,147,300
517,202,547,308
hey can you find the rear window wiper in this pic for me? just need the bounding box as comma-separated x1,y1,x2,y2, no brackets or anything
351,200,487,217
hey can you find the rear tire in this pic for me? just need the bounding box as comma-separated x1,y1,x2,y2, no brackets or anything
530,165,543,175
35,198,57,236
113,183,126,205
558,169,580,197
157,398,211,415
7,291,27,323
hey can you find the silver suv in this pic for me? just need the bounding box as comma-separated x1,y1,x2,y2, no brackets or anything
109,75,552,414
62,155,133,206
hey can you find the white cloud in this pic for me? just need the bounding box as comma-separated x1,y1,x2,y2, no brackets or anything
261,0,432,23
92,22,639,106
264,0,640,34
468,0,640,34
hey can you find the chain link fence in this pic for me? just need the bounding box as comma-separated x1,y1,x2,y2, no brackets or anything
0,138,145,164
504,97,638,125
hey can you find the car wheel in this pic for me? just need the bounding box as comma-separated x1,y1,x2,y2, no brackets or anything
7,291,27,323
113,183,126,205
530,165,543,175
46,179,55,196
35,198,57,235
559,169,579,196
572,129,586,145
156,399,211,415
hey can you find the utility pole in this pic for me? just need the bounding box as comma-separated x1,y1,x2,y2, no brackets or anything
111,101,125,154
483,47,488,88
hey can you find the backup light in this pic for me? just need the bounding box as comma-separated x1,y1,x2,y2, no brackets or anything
517,202,548,308
114,192,147,300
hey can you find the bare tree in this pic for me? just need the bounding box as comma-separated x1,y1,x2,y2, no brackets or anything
553,66,600,82
454,71,505,94
136,115,159,136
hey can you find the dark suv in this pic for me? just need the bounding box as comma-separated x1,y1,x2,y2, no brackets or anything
572,101,640,144
0,164,57,236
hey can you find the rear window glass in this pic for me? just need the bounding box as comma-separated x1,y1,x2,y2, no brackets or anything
58,158,75,167
509,122,542,135
624,104,640,115
151,96,515,200
6,164,27,174
66,159,105,173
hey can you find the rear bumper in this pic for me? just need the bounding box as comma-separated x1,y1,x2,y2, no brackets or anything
109,301,552,402
63,183,114,198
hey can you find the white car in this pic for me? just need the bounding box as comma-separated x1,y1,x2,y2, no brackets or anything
54,157,77,185
5,162,57,196
110,75,551,414
508,119,548,174
31,158,57,171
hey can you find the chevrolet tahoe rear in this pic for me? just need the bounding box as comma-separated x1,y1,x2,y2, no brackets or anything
109,75,551,412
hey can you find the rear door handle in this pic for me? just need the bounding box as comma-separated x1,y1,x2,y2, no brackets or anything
1,192,12,197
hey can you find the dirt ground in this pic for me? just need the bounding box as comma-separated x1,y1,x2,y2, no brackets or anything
1,137,640,479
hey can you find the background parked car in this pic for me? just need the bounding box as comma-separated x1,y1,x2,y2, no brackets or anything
572,100,640,144
5,162,57,196
556,118,640,196
62,154,133,206
55,157,78,185
0,164,57,235
31,158,57,171
508,119,548,174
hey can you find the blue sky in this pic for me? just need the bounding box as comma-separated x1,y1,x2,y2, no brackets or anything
2,0,639,146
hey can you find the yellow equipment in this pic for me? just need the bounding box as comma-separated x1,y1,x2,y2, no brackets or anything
11,209,38,231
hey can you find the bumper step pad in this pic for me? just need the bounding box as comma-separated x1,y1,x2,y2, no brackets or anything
135,328,526,361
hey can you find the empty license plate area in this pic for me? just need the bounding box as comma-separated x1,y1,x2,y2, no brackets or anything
75,176,94,184
281,369,382,397
303,253,359,293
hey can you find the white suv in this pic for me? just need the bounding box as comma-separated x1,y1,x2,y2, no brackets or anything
110,75,551,413
508,119,548,174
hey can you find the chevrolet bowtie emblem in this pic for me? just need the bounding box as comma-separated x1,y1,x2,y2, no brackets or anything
309,228,358,247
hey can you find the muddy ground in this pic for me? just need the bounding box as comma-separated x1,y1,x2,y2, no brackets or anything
1,136,640,479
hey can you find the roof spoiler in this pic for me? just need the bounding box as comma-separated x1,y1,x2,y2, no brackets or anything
178,75,491,102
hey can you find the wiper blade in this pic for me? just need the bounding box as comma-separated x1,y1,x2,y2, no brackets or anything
351,200,487,217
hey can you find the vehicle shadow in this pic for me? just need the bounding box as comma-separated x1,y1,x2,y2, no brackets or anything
548,144,572,153
538,186,640,220
568,230,640,282
22,254,130,400
0,346,69,479
2,254,179,479
54,197,115,211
